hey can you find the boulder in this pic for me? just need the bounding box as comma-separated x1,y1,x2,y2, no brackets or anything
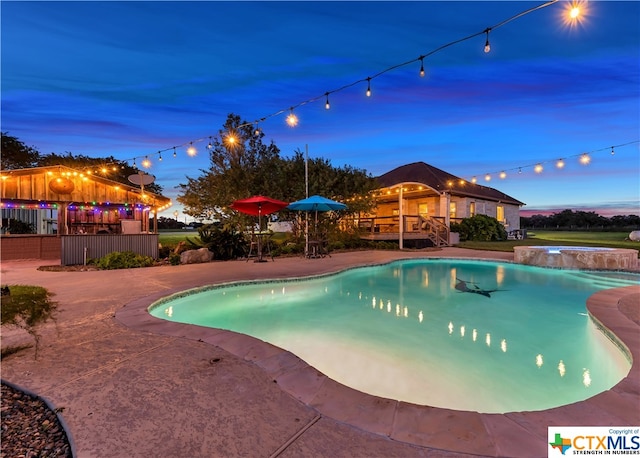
180,248,213,264
629,231,640,242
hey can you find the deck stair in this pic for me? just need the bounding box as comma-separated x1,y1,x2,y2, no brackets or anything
416,216,450,247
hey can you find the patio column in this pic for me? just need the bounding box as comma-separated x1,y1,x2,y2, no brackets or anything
58,202,69,235
398,186,404,249
439,192,450,227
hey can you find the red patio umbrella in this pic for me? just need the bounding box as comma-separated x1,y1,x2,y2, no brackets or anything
230,195,289,218
230,195,289,262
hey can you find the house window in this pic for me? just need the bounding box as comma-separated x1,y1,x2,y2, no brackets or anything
449,202,457,219
418,203,428,216
497,205,505,223
469,202,476,217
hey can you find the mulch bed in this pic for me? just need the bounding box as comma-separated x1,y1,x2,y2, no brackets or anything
1,382,72,457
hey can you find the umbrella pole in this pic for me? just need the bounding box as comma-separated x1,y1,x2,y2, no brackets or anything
305,211,309,258
257,209,263,262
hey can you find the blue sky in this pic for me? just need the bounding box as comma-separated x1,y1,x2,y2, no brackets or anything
2,1,639,219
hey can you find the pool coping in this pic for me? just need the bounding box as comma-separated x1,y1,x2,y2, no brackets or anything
115,258,640,458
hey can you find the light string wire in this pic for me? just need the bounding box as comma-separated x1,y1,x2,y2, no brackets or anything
112,0,563,166
474,139,640,182
44,0,637,185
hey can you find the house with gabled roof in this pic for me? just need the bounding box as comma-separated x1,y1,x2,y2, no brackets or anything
360,162,525,248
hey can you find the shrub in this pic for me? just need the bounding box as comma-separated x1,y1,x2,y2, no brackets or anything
94,251,155,269
451,215,508,242
187,222,248,260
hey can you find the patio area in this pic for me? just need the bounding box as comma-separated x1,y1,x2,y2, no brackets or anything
1,248,638,457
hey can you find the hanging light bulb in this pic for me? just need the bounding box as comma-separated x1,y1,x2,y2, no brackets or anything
325,92,330,110
484,173,491,181
366,77,371,97
471,176,477,184
133,158,137,168
610,146,615,155
142,156,151,168
173,147,177,158
499,171,507,179
484,29,491,53
518,167,522,174
225,133,237,146
534,163,543,173
580,153,591,165
207,137,213,149
158,151,163,162
419,56,425,78
254,124,261,137
556,158,565,169
187,142,197,156
286,109,298,127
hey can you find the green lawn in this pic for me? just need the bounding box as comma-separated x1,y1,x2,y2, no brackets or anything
158,230,197,247
457,231,639,253
160,229,640,255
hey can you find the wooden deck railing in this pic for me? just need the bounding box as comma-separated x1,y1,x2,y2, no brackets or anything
356,215,450,247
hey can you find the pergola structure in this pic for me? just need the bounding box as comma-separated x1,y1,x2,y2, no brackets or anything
1,165,172,264
0,165,172,235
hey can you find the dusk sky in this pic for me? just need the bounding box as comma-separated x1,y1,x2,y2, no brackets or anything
2,1,639,219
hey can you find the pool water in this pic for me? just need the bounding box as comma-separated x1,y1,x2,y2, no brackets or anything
149,259,638,413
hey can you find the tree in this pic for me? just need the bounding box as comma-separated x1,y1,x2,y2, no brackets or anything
177,113,282,223
1,132,40,169
177,113,378,228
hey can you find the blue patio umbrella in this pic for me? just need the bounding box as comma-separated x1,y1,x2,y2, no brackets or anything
287,195,347,257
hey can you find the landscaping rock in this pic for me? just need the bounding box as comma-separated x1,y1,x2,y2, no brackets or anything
180,248,213,264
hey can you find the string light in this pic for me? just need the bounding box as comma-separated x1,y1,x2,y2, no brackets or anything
580,152,591,165
186,142,197,156
96,1,565,171
484,28,491,53
484,173,491,181
141,156,151,168
499,171,507,179
225,132,239,147
53,0,633,188
286,109,298,127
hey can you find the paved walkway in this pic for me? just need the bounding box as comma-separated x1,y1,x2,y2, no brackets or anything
1,248,638,458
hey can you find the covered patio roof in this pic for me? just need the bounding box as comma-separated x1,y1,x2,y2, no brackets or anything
376,162,525,206
0,165,172,212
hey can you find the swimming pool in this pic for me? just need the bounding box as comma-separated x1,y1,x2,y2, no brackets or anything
149,259,638,413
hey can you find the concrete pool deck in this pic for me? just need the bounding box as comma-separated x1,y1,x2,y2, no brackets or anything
1,248,638,457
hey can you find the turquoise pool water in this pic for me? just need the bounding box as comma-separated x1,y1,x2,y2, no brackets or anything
149,259,638,413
